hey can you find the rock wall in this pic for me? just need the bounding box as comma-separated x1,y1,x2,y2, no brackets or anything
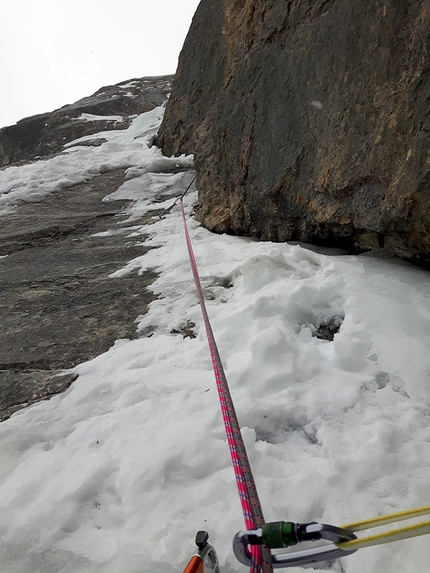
0,76,173,421
158,0,430,268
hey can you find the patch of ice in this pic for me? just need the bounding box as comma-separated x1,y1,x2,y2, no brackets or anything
0,106,181,216
118,81,138,89
78,113,124,122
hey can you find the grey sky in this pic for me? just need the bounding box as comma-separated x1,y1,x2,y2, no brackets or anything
0,0,200,128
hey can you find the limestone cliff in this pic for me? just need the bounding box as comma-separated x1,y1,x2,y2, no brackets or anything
158,0,430,269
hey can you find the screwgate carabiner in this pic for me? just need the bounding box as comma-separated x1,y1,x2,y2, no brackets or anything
233,521,357,568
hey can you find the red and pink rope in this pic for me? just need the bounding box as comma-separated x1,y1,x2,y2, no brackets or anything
179,187,272,573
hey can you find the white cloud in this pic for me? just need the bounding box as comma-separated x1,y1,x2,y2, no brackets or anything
0,0,200,128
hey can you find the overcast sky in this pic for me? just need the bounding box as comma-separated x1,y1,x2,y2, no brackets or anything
0,0,201,128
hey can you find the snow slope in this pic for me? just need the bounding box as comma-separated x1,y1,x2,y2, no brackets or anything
0,107,429,573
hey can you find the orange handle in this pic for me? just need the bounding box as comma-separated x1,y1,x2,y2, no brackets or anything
183,555,204,573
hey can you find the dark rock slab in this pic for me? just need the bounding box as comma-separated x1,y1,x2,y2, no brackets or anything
0,75,173,167
158,0,430,269
0,371,78,422
0,169,159,421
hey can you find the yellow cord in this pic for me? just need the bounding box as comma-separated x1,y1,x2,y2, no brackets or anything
335,506,430,550
344,505,430,531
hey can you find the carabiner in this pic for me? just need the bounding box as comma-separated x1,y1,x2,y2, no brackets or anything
233,521,358,569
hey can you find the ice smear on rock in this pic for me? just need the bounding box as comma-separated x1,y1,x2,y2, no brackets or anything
0,106,191,216
0,107,429,573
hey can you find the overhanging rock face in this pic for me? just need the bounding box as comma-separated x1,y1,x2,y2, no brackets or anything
158,0,430,268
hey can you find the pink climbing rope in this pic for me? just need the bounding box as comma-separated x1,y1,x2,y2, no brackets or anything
179,181,273,573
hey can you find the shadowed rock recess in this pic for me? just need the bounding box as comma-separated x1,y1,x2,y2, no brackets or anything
0,76,173,421
158,0,430,269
